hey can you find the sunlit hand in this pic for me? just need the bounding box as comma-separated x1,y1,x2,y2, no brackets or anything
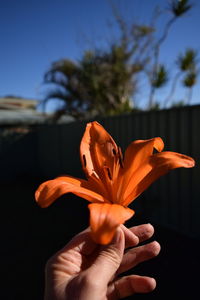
44,224,160,300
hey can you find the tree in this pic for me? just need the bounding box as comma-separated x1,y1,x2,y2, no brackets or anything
164,49,198,106
147,0,193,108
183,70,198,104
148,64,168,108
43,24,153,118
42,0,194,120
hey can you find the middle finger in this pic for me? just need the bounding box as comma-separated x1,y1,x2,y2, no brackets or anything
117,241,161,275
122,224,155,249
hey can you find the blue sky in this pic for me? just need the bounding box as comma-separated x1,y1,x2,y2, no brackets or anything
0,0,200,111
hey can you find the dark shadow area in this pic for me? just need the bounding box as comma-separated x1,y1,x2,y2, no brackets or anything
125,215,200,299
1,180,200,300
1,180,89,300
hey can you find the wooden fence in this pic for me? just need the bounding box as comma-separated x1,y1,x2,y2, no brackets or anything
1,105,200,238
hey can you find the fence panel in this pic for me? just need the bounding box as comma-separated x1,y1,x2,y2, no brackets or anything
1,105,199,238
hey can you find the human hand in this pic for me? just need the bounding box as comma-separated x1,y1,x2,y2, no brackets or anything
44,224,160,300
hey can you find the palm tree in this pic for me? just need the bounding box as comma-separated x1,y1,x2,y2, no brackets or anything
183,71,197,104
148,64,168,108
171,0,192,16
163,49,198,107
43,46,140,119
148,0,193,108
42,14,156,120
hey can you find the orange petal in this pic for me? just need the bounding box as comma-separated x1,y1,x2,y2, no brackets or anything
88,203,134,244
123,137,164,174
35,176,105,208
118,138,164,201
123,151,195,206
80,121,119,181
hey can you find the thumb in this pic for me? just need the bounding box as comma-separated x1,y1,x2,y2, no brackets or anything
89,228,125,285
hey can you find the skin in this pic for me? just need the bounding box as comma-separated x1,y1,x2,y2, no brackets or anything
44,224,161,300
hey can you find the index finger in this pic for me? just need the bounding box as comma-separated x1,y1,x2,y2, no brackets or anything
121,224,154,248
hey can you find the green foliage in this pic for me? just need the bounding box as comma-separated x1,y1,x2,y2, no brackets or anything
170,0,193,17
164,48,198,107
44,45,141,118
43,21,154,118
177,49,198,71
151,65,168,88
179,49,198,103
183,71,197,87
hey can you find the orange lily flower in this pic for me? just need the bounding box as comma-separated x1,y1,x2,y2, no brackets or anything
35,121,195,244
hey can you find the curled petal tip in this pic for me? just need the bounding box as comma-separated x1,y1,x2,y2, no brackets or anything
155,137,164,152
180,154,195,168
187,158,195,168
